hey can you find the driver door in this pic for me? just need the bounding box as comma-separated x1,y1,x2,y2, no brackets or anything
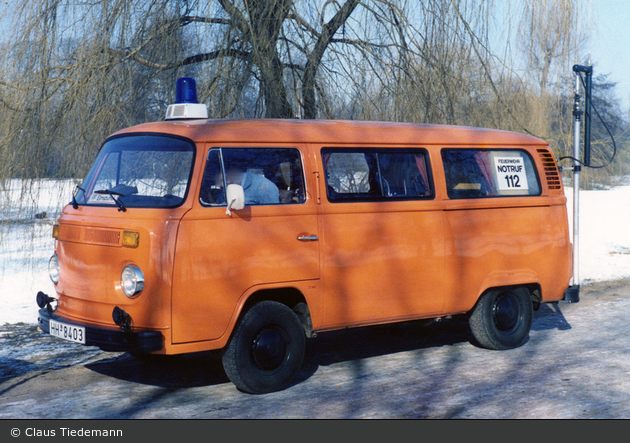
171,145,320,343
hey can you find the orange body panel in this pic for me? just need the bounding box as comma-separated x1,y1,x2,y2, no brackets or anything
172,194,321,344
53,207,189,348
319,199,447,329
47,119,572,355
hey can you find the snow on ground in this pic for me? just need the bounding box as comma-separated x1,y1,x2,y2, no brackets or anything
1,179,76,325
2,179,630,326
565,183,630,283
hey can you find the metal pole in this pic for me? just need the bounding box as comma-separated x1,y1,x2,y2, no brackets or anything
572,73,581,289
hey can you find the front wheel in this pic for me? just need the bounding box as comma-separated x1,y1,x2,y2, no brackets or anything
222,301,305,394
469,287,533,350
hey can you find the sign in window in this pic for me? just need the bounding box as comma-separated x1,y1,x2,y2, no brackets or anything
442,149,540,199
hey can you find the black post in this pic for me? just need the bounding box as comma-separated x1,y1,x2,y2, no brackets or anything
572,64,593,166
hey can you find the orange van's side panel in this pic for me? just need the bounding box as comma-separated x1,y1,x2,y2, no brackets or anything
171,205,320,344
433,143,572,312
319,201,447,329
440,200,572,313
170,144,321,345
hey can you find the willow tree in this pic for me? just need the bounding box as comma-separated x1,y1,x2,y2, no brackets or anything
0,0,498,180
517,0,586,96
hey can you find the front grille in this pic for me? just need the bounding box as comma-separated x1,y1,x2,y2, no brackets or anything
58,225,122,246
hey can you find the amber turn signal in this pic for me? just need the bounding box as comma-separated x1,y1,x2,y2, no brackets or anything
122,230,140,248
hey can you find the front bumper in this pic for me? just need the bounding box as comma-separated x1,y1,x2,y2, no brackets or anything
37,308,163,353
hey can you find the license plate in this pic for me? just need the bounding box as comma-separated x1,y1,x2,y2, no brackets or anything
49,319,86,344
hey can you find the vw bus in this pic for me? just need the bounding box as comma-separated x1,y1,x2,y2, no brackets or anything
37,79,576,394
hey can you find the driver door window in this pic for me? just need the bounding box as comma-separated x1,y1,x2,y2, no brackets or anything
200,147,306,207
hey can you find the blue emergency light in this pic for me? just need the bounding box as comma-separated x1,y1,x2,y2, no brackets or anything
166,77,208,120
175,77,199,104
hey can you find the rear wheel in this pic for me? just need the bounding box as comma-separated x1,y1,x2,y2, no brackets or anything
222,301,305,394
469,287,533,350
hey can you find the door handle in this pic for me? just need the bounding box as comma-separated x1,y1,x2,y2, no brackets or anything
297,235,319,242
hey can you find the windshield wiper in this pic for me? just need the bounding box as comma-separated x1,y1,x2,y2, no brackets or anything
94,189,127,212
72,186,86,209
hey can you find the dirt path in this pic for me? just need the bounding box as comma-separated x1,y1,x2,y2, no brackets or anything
2,278,630,419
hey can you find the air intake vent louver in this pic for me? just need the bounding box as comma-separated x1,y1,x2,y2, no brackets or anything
537,149,562,190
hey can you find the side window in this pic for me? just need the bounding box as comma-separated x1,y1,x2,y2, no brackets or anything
324,152,372,195
441,149,541,199
200,147,305,206
322,149,432,202
199,149,224,205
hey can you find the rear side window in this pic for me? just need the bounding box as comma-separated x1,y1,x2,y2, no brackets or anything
441,149,541,199
322,148,433,202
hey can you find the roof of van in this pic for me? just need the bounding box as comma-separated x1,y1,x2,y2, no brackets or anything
111,118,548,146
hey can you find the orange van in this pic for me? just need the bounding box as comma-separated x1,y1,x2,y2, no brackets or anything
37,81,576,394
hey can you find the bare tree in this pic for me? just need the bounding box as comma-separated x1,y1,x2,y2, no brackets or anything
5,0,606,187
517,0,586,96
0,0,500,183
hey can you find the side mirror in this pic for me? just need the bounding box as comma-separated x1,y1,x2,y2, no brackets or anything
226,184,245,216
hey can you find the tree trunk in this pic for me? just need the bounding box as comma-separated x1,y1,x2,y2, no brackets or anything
223,0,295,118
302,0,359,119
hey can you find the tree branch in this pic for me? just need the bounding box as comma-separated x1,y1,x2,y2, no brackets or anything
106,47,250,70
303,0,361,119
180,15,231,26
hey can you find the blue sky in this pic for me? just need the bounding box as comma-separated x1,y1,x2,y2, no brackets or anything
586,0,630,112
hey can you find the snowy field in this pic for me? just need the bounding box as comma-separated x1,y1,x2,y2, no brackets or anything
1,179,77,325
2,178,630,326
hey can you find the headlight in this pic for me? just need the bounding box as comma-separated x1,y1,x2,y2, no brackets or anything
48,254,59,284
121,265,144,297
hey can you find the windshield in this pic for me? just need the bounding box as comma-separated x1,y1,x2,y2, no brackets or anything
75,134,195,209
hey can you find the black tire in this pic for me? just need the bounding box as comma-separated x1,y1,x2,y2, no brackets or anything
222,301,305,394
469,287,533,350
